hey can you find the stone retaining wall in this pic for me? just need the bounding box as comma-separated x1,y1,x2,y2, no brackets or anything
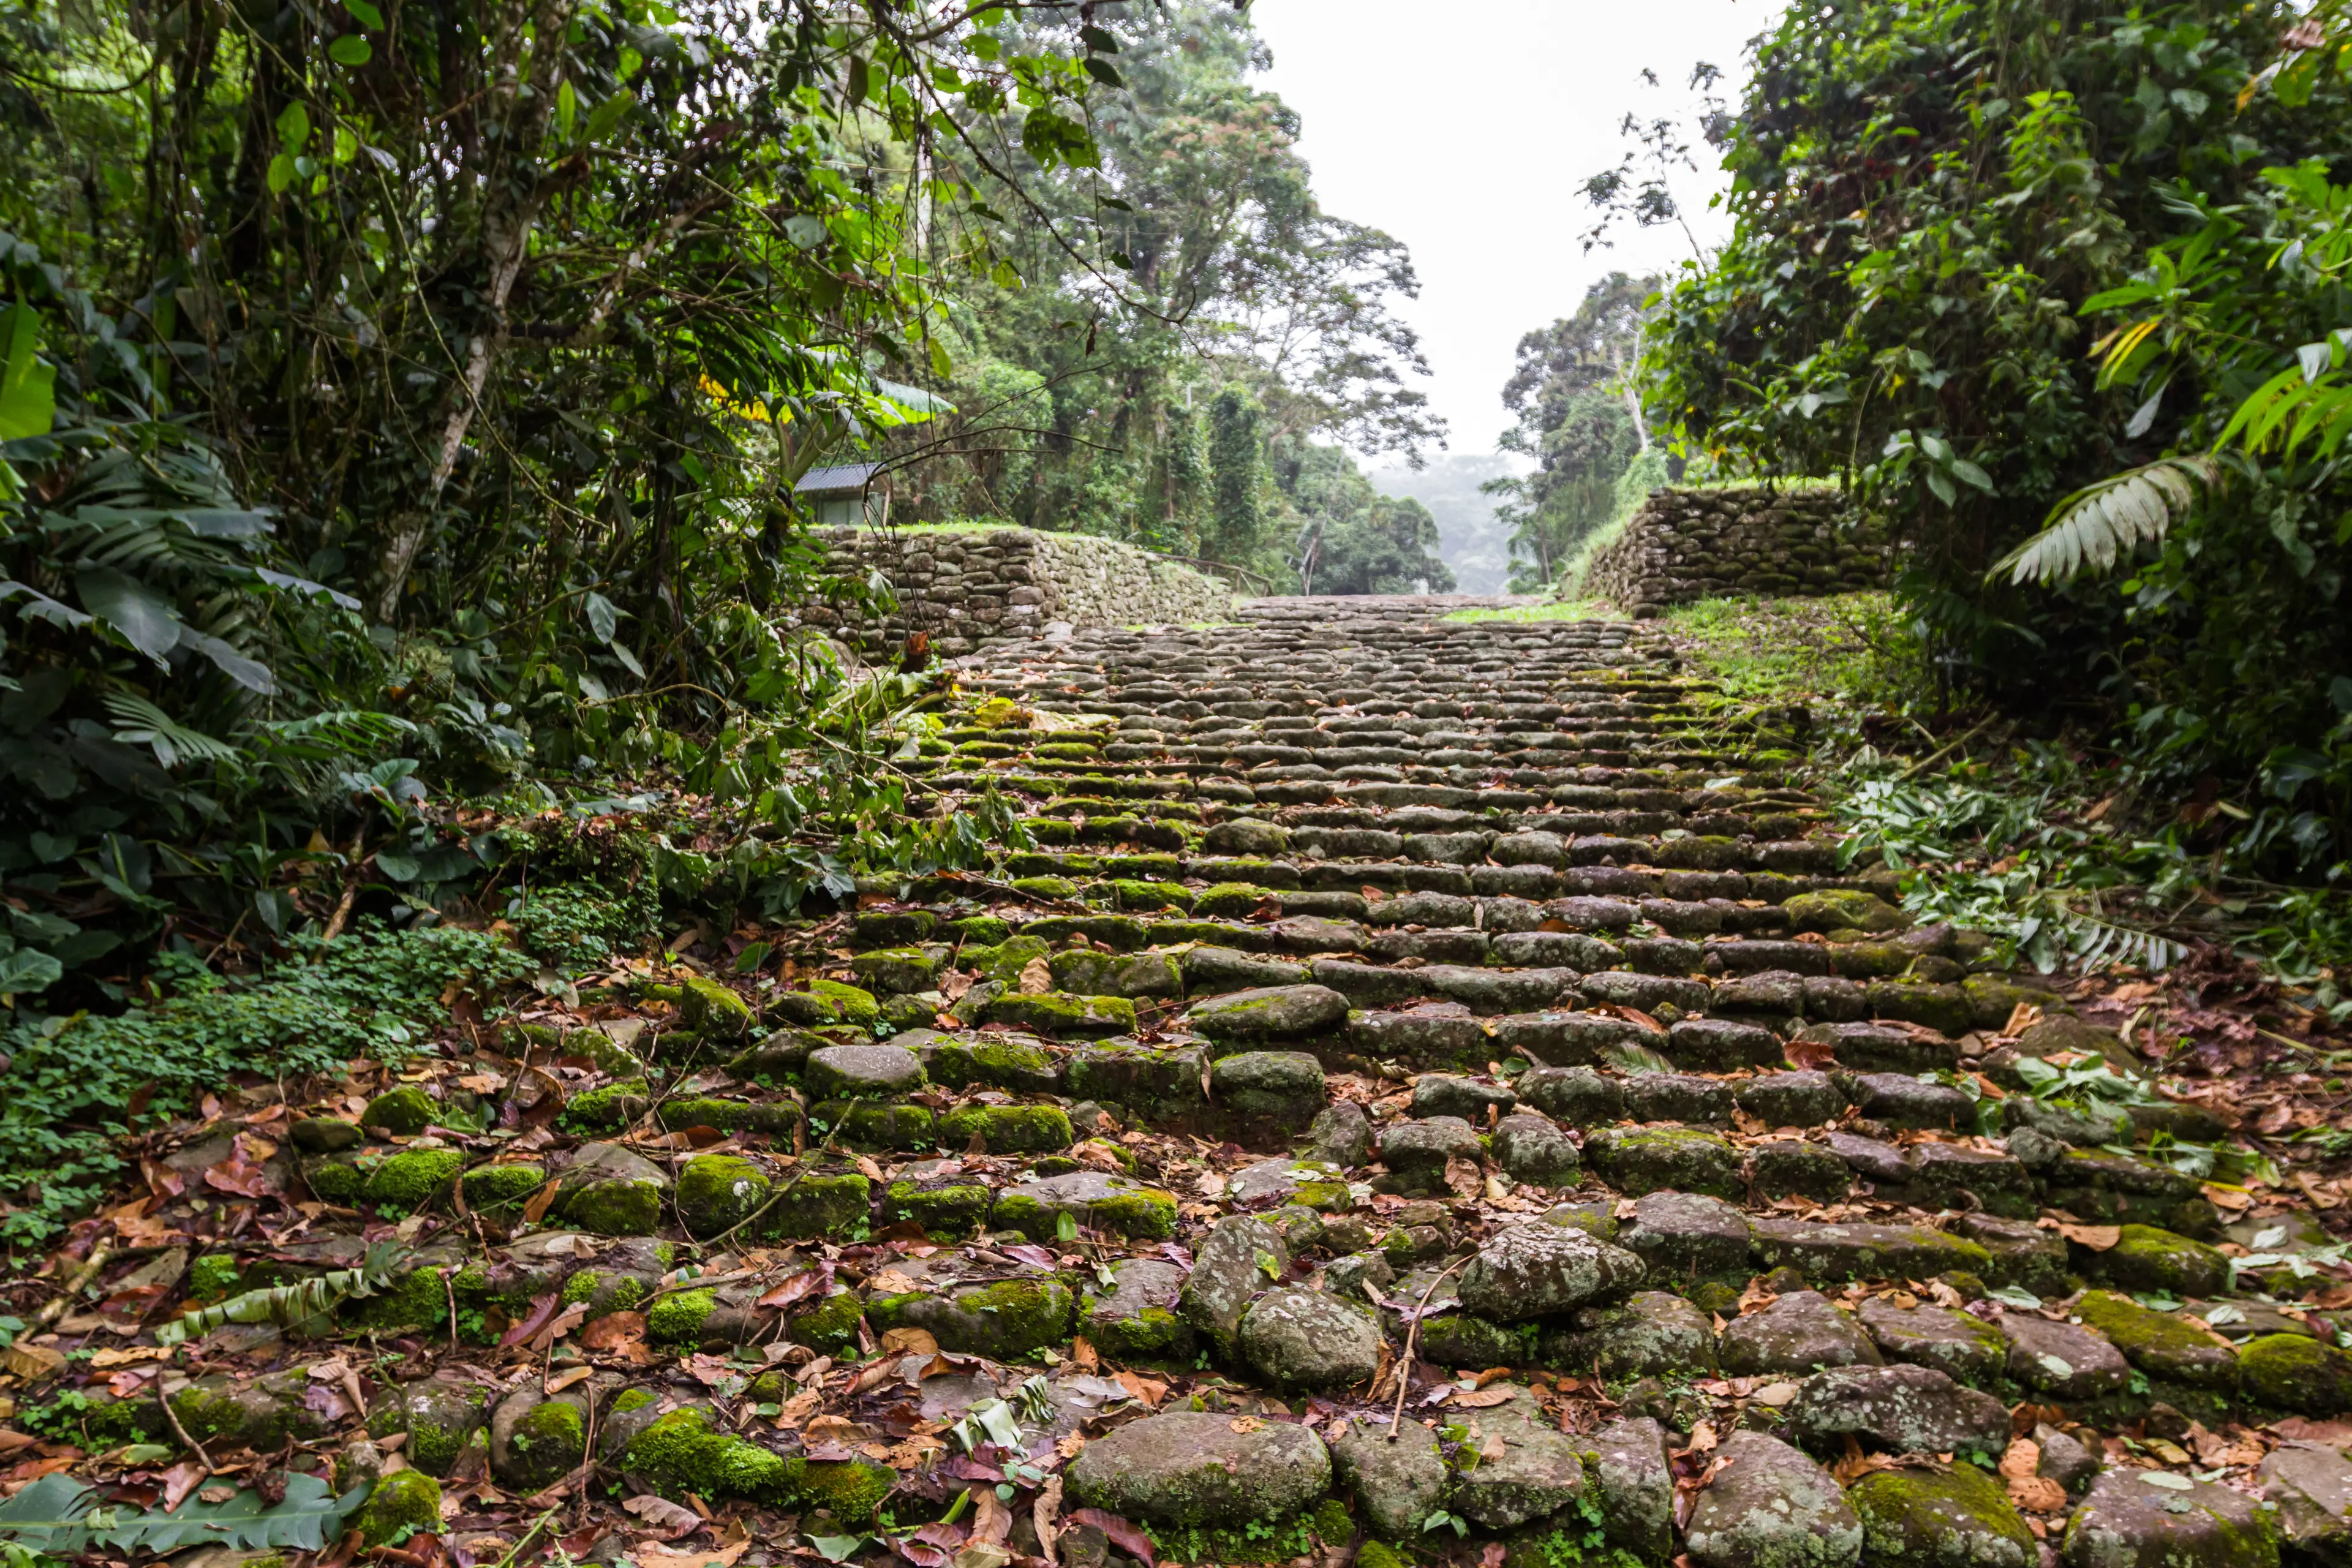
791,525,1240,658
1580,484,1893,616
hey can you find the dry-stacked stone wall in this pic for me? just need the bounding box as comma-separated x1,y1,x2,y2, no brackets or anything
1582,484,1893,616
792,524,1239,657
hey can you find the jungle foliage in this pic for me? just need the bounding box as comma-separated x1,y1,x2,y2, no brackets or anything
0,0,1114,1012
1641,0,2352,878
891,5,1449,592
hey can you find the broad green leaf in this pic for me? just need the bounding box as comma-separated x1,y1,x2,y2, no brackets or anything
376,852,420,881
77,566,183,662
329,34,371,66
0,947,64,995
584,590,620,644
1948,458,1995,492
584,89,634,142
845,54,869,104
558,78,578,138
342,0,383,26
1082,56,1123,89
0,301,55,441
1991,457,2220,586
266,153,295,195
276,101,311,150
1924,468,1958,507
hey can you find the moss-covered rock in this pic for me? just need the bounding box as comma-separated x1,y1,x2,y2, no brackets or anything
187,1253,241,1303
2242,1332,2352,1414
788,1290,867,1353
360,1085,438,1136
459,1163,546,1210
675,1155,771,1239
981,990,1137,1038
620,1407,788,1500
927,1035,1061,1093
884,1180,992,1240
340,1263,453,1334
867,1276,1078,1360
1785,889,1911,935
850,947,944,995
762,1172,871,1239
938,1103,1074,1154
788,1458,895,1526
2096,1224,2231,1298
952,914,1011,946
992,1171,1178,1242
680,976,755,1039
490,1390,587,1492
809,1099,935,1150
1583,1126,1741,1199
361,1148,464,1213
2075,1291,2238,1391
647,1288,720,1347
354,1471,443,1547
768,979,880,1030
556,1079,650,1134
1849,1464,2034,1568
1009,875,1080,902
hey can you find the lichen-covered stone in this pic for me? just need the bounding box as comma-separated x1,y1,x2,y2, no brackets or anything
1856,1298,2008,1385
804,1043,926,1099
1457,1219,1646,1322
1615,1191,1752,1284
1682,1430,1860,1568
2004,1315,2132,1401
867,1275,1077,1360
1185,984,1350,1041
1080,1258,1195,1362
556,1142,671,1237
2059,1466,2279,1568
1718,1291,1882,1377
768,978,880,1030
1784,1364,2009,1460
1182,1215,1291,1360
1329,1420,1447,1540
1539,1290,1716,1383
1583,1126,1741,1199
1238,1287,1382,1390
679,975,755,1039
1443,1386,1588,1529
993,1170,1176,1242
1065,1410,1332,1528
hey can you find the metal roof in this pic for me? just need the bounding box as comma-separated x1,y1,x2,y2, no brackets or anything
794,462,883,494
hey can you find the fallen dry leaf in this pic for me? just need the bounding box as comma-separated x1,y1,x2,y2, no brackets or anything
623,1494,705,1539
628,1540,746,1568
2057,1224,2122,1251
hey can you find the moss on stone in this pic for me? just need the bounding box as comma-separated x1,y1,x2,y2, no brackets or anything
1355,1543,1406,1568
620,1408,788,1501
557,1079,650,1134
789,1290,867,1352
992,1185,1177,1242
647,1287,719,1346
810,1100,934,1150
930,1036,1058,1090
355,1471,443,1547
938,1103,1074,1153
954,914,1011,946
1088,1303,1190,1362
983,991,1137,1038
886,1180,993,1240
342,1265,451,1333
361,1085,438,1136
560,1268,606,1306
2241,1332,2352,1414
562,1176,665,1237
1010,876,1080,902
2101,1224,2230,1297
361,1148,463,1213
459,1163,546,1209
1192,883,1273,919
677,974,756,1039
187,1253,241,1303
303,1155,368,1204
2075,1290,2237,1389
611,1388,657,1415
867,1276,1077,1360
675,1155,772,1238
504,1396,587,1490
763,1172,871,1240
1849,1464,2032,1567
787,1457,895,1526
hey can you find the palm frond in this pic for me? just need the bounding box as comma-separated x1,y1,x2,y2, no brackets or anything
1989,456,2221,586
102,691,241,769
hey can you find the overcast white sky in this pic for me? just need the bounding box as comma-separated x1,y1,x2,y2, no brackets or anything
1248,0,1771,462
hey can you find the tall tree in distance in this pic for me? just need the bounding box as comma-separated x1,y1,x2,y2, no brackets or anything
1490,273,1663,590
1207,386,1267,564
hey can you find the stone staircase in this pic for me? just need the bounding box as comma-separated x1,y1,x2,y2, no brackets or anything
17,596,2345,1568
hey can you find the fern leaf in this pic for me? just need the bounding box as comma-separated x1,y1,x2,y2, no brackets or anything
1989,456,2221,586
1600,1041,1676,1076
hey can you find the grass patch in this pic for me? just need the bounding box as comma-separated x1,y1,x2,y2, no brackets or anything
1658,592,1922,709
1441,601,1611,625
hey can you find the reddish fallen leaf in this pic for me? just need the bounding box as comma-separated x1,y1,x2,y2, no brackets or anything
581,1311,649,1355
622,1494,704,1539
1066,1510,1154,1568
500,1292,562,1350
755,1265,832,1311
1000,1244,1058,1269
1784,1038,1838,1072
521,1178,564,1223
